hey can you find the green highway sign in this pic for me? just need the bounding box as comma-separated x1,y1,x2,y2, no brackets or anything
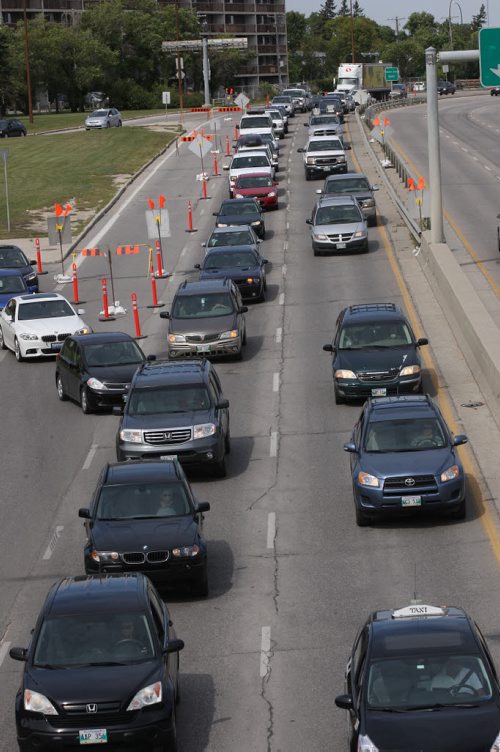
385,67,399,82
479,28,500,87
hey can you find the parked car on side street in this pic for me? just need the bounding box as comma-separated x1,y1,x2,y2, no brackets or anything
0,119,27,137
85,108,122,129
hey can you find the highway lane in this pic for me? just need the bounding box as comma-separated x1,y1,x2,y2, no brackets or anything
1,107,500,752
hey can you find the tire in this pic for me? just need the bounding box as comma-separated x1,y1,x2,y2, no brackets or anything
80,386,93,414
305,171,311,181
0,327,5,350
355,505,371,527
225,429,231,454
193,567,209,597
117,120,122,127
213,454,227,478
161,710,177,752
242,327,247,346
175,655,181,704
106,121,111,128
260,228,266,240
56,375,67,401
334,387,345,405
14,337,24,362
369,214,378,227
451,499,466,520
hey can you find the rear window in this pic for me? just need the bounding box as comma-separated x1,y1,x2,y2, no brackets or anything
240,117,271,129
233,155,270,169
220,202,258,216
325,178,370,194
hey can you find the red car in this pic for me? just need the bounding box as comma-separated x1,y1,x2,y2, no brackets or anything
232,172,279,210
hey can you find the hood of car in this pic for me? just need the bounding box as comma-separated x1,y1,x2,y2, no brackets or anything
86,363,143,384
307,148,345,158
334,346,418,373
216,213,261,226
27,662,159,706
15,315,86,336
123,408,213,429
365,703,500,752
358,447,455,478
86,117,106,123
169,313,238,336
235,187,275,198
314,220,365,234
91,515,197,551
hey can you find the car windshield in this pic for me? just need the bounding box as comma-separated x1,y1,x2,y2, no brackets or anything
339,321,412,348
17,300,74,320
0,275,25,293
33,613,155,667
284,90,303,97
220,202,258,216
84,340,143,367
172,293,234,318
367,654,492,709
91,110,108,117
364,418,447,452
237,177,273,188
309,140,343,151
204,251,257,269
0,248,27,268
311,115,340,125
273,97,291,103
241,117,271,128
96,481,191,520
315,205,362,225
233,156,269,169
267,111,282,119
208,230,254,247
326,178,370,194
128,385,211,415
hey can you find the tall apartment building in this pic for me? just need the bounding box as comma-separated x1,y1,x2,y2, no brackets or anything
0,0,84,26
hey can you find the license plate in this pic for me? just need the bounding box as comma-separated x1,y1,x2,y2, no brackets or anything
401,496,422,507
196,344,210,353
160,454,177,461
371,388,386,396
322,166,332,171
336,242,346,249
79,729,107,745
50,342,63,351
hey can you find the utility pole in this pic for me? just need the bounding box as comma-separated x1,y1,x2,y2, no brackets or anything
22,0,33,124
349,0,355,63
198,14,210,107
175,0,184,114
388,16,407,36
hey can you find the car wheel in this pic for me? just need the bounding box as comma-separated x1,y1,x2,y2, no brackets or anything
225,429,231,454
260,228,266,240
242,327,247,345
355,505,371,527
117,120,122,127
369,214,378,227
213,454,227,478
305,171,311,181
14,337,24,362
80,386,93,414
451,499,466,520
193,567,209,597
175,654,181,704
334,387,345,405
258,287,266,303
161,709,177,752
56,375,67,401
0,327,5,350
106,121,111,128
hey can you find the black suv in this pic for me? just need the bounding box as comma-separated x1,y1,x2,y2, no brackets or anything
10,574,184,751
80,459,210,595
115,359,231,477
336,602,500,752
323,303,428,403
160,278,247,360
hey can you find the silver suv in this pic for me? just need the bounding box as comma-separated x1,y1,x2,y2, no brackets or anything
306,195,368,256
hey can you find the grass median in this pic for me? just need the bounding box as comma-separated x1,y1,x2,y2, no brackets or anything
16,110,167,134
0,127,179,239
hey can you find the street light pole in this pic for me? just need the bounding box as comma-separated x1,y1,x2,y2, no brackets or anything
447,0,463,48
175,0,184,115
425,47,444,244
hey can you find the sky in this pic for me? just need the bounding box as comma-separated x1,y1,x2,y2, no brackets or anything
285,0,500,29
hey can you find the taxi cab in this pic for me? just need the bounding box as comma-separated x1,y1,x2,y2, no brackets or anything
335,603,500,751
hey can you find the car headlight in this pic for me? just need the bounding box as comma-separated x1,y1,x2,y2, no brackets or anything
335,369,356,379
353,230,366,238
172,544,200,558
194,422,216,439
306,157,316,164
337,156,346,162
400,365,420,376
358,471,380,488
24,689,58,715
251,220,262,226
235,193,244,198
358,735,379,752
90,550,120,563
119,429,142,443
127,682,162,711
313,233,328,241
246,277,259,284
217,222,228,227
19,333,39,340
440,465,460,482
220,329,238,339
25,272,37,282
87,377,107,391
490,731,500,752
267,191,277,197
168,334,186,343
75,327,91,335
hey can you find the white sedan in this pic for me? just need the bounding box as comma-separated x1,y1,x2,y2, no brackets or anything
0,292,91,361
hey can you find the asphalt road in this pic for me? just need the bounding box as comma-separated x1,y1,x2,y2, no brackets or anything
1,107,500,751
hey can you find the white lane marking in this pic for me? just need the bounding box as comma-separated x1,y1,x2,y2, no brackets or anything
270,431,278,457
452,141,459,145
42,526,64,561
286,221,290,230
496,176,500,181
275,327,282,344
282,264,287,277
260,626,272,678
278,292,285,305
200,208,205,215
55,284,64,291
267,513,276,549
273,372,280,392
0,642,12,668
180,246,188,258
83,443,98,470
473,156,479,161
283,241,288,251
484,165,492,171
461,147,468,152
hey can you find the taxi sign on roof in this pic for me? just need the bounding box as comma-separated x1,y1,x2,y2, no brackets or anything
393,604,446,619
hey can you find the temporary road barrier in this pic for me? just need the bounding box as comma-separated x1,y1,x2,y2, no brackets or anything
213,154,219,177
131,292,146,339
147,258,165,309
34,238,47,275
71,261,81,305
98,277,115,322
216,106,241,112
225,135,231,156
186,200,197,233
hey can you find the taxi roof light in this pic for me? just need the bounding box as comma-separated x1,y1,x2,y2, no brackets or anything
392,604,446,619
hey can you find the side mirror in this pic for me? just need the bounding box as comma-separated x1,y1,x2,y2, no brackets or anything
222,164,230,171
297,148,305,153
371,185,380,191
344,144,351,150
240,306,248,313
194,264,201,270
216,398,230,409
78,507,91,519
30,259,37,266
315,189,322,194
197,501,211,513
77,309,86,315
257,239,262,243
164,639,184,654
453,434,468,446
201,241,207,247
343,442,357,453
417,337,428,346
262,258,269,264
305,218,312,225
112,405,123,416
335,694,353,710
159,311,170,319
146,354,156,361
212,212,218,216
303,122,308,126
9,647,28,662
322,344,334,352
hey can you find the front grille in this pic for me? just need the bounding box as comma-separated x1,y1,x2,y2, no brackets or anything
144,428,192,445
122,550,170,564
146,550,170,563
102,382,128,390
41,332,70,343
185,333,219,343
316,157,340,165
326,233,353,242
122,552,145,564
383,474,438,496
48,701,132,728
357,368,399,383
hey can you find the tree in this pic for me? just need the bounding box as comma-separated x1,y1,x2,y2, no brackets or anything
338,0,349,16
0,26,16,115
286,11,308,53
405,12,437,36
319,0,336,21
352,1,364,17
471,3,487,31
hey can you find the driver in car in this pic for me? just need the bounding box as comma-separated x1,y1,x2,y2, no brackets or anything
430,657,485,695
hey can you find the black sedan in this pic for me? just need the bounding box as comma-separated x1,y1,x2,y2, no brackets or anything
0,119,27,137
55,331,155,414
344,394,467,526
10,573,183,751
79,459,210,595
336,602,500,752
195,246,268,302
491,86,500,96
437,80,456,95
213,198,265,239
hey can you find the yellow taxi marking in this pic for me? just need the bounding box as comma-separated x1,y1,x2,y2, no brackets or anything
346,119,500,563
